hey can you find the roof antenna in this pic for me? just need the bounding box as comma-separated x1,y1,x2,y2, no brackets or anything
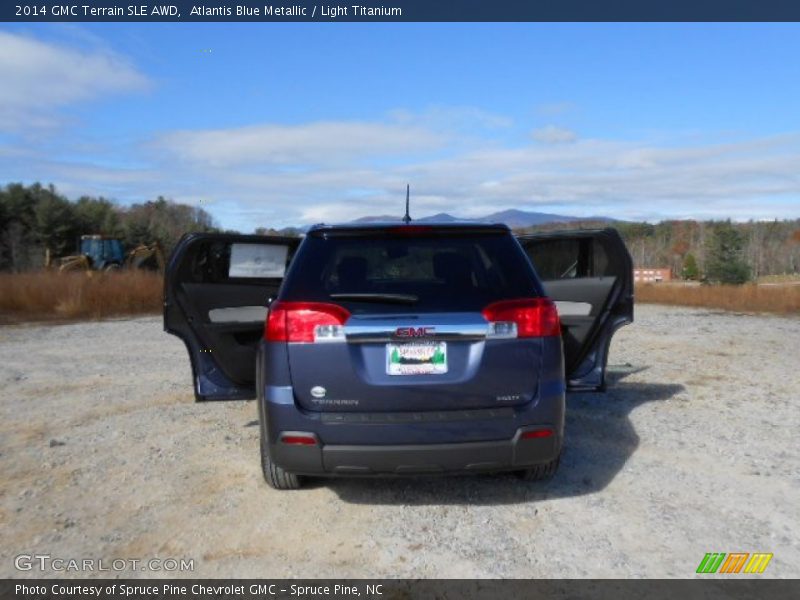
403,184,412,224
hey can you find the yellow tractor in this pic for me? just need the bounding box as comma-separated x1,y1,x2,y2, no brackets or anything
57,235,165,273
124,241,166,272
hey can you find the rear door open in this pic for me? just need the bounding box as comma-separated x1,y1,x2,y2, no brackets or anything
516,228,633,391
164,233,300,400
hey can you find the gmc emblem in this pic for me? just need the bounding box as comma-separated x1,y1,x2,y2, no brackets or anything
395,326,435,338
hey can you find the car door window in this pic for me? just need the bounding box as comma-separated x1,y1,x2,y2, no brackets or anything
525,237,616,280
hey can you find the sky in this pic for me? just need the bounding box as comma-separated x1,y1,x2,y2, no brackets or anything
1,22,799,231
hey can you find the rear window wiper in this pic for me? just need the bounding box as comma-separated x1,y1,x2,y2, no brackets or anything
330,293,419,305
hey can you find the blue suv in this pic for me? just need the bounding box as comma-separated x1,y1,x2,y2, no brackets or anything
165,223,633,489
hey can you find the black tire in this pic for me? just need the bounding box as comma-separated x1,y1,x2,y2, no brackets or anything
260,434,302,490
516,453,561,482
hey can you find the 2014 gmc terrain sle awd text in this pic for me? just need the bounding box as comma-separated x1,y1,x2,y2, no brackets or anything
164,223,633,489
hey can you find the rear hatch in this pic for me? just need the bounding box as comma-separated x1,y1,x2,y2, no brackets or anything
270,225,559,412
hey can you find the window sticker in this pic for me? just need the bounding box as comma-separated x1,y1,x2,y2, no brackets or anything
229,243,288,278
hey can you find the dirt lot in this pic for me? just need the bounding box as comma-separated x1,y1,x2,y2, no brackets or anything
1,304,798,578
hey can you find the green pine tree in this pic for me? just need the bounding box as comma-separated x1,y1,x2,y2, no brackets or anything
705,222,750,284
682,253,700,280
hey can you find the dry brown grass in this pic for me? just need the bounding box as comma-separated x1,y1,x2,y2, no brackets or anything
0,270,162,324
636,282,800,315
757,273,800,284
3,271,797,324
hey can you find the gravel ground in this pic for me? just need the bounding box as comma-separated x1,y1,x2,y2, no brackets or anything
1,304,798,579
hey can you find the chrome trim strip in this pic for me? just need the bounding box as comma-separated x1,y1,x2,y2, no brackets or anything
346,332,488,343
344,312,489,344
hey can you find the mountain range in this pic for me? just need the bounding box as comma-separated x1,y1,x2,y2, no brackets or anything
269,209,615,235
352,209,615,229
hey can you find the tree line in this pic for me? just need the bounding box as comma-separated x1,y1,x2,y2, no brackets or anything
2,182,798,283
0,183,217,272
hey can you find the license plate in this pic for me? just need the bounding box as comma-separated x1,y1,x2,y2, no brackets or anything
386,342,448,375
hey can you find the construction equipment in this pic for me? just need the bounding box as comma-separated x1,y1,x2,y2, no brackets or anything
124,242,165,272
58,235,165,273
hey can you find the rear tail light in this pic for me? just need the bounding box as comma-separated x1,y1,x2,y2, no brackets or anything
265,301,350,343
482,298,561,338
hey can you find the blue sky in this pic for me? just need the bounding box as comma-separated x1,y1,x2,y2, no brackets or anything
1,23,799,231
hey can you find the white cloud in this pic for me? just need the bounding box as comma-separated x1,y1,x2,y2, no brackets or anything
0,31,149,131
531,125,578,144
157,120,447,167
5,108,800,230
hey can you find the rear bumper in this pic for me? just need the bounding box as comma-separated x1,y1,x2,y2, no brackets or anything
257,337,566,476
269,427,560,476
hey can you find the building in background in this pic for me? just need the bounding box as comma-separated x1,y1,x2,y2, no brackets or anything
634,267,672,283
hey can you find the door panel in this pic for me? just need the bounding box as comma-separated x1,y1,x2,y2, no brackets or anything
544,277,617,381
517,229,633,391
164,233,300,401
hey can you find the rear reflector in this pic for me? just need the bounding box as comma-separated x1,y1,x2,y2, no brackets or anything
279,434,317,446
521,428,555,440
482,298,561,338
266,301,350,343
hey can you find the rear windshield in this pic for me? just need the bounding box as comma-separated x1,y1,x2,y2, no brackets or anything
280,231,541,313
